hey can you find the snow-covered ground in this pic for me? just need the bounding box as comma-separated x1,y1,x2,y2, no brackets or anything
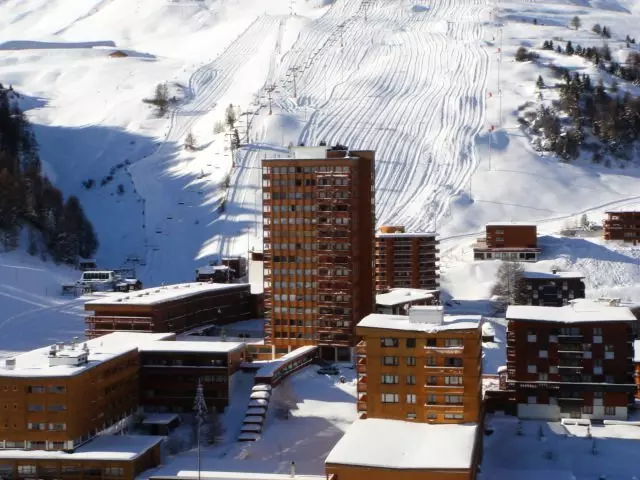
482,415,640,479
145,365,357,477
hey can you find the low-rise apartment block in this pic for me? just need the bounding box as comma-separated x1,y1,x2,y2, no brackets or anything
139,340,245,413
85,283,252,339
604,211,640,243
0,332,173,451
522,269,585,306
473,223,540,261
354,306,482,423
506,303,636,420
375,226,439,293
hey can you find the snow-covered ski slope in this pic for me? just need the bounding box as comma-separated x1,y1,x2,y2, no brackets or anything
2,0,640,286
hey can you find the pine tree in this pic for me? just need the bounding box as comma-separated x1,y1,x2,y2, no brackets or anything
566,41,574,55
571,16,581,30
592,24,602,35
185,132,196,151
225,104,237,129
602,26,611,38
536,75,545,89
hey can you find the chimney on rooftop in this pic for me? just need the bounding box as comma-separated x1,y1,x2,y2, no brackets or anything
72,337,79,350
290,461,296,478
4,358,15,370
551,268,558,274
48,346,57,358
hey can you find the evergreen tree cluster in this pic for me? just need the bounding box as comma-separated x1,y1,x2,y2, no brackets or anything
529,70,640,160
0,84,98,262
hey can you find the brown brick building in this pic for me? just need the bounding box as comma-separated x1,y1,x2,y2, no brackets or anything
506,303,636,420
473,223,540,261
375,226,439,293
0,332,172,451
635,340,640,400
139,341,245,413
604,211,640,243
326,306,483,480
522,270,585,306
262,146,375,361
85,283,251,339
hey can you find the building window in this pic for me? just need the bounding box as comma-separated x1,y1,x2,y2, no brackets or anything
528,364,537,374
49,423,66,431
527,330,537,342
406,413,417,420
445,395,462,405
381,375,399,384
406,375,416,385
48,405,66,412
48,386,66,394
444,338,462,347
444,376,463,385
426,338,436,347
549,366,558,374
381,338,399,348
444,357,462,367
582,405,593,414
604,406,616,416
406,356,416,366
604,345,615,359
17,466,36,475
27,405,43,412
538,373,548,381
426,376,437,386
593,327,602,336
406,338,416,348
426,356,437,366
382,356,399,366
381,393,399,403
406,394,417,404
105,467,125,477
444,413,464,420
605,375,614,383
528,396,537,404
27,386,45,394
539,350,548,358
427,413,437,420
27,423,46,431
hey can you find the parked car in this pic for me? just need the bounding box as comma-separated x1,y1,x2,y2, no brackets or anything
317,366,340,375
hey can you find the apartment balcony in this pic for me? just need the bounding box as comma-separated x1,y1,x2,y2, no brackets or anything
357,401,368,412
356,360,367,374
557,396,584,405
356,341,366,355
357,382,368,393
424,365,464,375
423,384,465,393
424,346,464,355
557,335,583,344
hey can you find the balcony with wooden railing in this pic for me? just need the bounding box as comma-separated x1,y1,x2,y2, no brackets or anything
356,358,367,374
424,345,464,355
355,341,366,355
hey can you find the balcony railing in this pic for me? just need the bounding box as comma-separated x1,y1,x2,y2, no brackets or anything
357,382,367,393
356,362,367,374
357,401,368,412
424,346,464,354
355,341,366,355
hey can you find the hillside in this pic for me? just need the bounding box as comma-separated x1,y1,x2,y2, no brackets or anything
0,0,639,287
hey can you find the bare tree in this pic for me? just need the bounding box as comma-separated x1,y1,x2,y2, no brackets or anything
571,16,581,30
225,104,237,129
492,262,527,309
206,408,225,445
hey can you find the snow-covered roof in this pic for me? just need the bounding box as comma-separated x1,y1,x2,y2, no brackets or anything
0,332,174,378
634,340,640,363
482,322,496,336
255,345,317,378
357,312,481,333
376,288,436,306
325,419,478,470
85,282,249,307
142,413,180,425
0,435,163,461
506,304,636,323
158,471,327,480
139,340,245,354
485,222,537,227
523,271,584,280
376,232,437,238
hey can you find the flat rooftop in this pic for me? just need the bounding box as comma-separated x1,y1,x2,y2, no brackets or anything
85,282,249,307
485,221,537,227
0,435,163,461
506,304,636,323
139,340,245,354
325,418,478,470
376,288,436,306
357,311,482,333
376,232,437,238
0,332,173,378
523,271,584,280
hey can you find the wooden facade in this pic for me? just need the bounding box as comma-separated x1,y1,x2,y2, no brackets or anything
85,284,251,339
506,314,636,420
355,319,482,424
325,464,475,480
0,350,140,451
604,211,640,243
473,224,540,261
139,345,245,413
375,227,439,293
522,271,585,307
0,438,161,480
262,147,375,359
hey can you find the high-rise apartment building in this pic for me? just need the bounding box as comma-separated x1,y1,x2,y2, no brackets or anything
262,146,375,360
375,226,439,292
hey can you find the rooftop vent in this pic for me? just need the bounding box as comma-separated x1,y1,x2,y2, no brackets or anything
551,268,558,274
4,358,16,370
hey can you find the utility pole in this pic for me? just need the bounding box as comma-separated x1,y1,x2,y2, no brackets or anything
287,67,300,98
193,379,207,480
338,23,345,48
240,111,252,143
265,84,276,115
